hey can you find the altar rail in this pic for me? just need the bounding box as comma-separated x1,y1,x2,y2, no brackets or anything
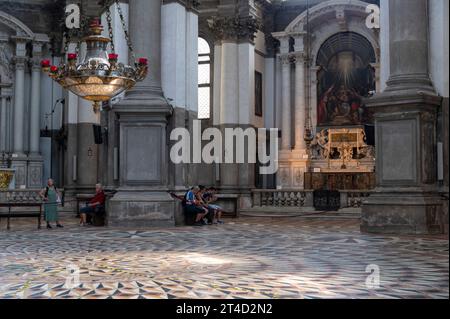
251,189,313,208
0,190,42,203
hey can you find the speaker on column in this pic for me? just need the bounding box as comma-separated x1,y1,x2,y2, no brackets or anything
364,125,375,146
93,125,103,145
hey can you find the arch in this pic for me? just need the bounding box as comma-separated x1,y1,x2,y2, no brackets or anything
316,32,376,67
0,10,34,38
285,0,371,33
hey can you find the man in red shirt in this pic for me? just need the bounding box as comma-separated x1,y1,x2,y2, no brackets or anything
79,183,106,226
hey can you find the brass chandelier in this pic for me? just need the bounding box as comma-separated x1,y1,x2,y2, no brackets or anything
41,1,148,113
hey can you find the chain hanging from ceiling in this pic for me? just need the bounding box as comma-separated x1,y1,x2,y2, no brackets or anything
303,0,315,145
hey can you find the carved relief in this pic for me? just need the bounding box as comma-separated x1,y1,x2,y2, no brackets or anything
0,42,13,83
28,164,43,188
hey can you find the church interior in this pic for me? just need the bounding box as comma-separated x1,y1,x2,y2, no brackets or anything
0,0,448,300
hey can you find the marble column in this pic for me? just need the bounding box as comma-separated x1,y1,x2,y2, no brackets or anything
280,54,292,151
26,41,45,188
293,52,306,151
0,94,8,153
109,0,175,227
29,43,43,156
12,43,27,156
385,0,435,94
310,66,319,133
11,38,28,188
126,0,164,98
362,0,444,234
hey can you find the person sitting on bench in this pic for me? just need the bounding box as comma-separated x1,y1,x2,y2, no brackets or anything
202,187,224,224
79,184,106,226
185,186,208,226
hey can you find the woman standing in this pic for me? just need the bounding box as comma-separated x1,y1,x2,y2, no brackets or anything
39,179,63,229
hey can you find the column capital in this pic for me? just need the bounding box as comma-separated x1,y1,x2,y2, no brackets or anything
209,15,261,44
13,56,28,70
291,51,306,64
29,58,42,71
279,53,293,65
162,0,200,13
272,31,290,54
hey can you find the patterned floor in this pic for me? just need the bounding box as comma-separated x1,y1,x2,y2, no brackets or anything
0,216,448,299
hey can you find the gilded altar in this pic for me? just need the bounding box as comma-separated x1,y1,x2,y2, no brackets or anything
309,128,375,173
0,169,15,189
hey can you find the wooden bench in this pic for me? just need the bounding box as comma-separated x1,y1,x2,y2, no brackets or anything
0,202,43,230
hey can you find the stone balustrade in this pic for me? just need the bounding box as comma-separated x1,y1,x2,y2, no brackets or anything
345,191,372,208
0,190,42,203
251,189,312,208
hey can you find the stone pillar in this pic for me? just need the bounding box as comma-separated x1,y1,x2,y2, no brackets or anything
11,38,28,188
0,94,8,153
362,0,444,234
126,0,164,98
12,42,27,156
29,40,47,155
280,54,292,151
109,0,175,227
27,41,46,188
293,52,306,151
310,66,319,134
385,0,435,94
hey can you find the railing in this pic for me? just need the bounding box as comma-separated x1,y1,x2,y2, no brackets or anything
251,189,310,208
0,190,42,203
251,189,373,209
346,191,372,208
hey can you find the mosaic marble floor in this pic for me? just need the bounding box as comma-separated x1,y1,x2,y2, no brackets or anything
0,216,448,299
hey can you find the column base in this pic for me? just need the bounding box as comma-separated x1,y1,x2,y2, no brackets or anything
11,155,28,189
277,150,310,189
108,190,176,228
27,154,44,189
361,189,445,235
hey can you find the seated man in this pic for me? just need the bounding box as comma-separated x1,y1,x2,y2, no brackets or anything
185,186,208,226
202,187,224,224
79,183,106,226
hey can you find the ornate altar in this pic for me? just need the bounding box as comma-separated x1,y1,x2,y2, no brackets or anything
309,128,375,171
306,128,376,191
0,169,15,190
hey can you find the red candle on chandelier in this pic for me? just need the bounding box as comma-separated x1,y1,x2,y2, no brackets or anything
67,53,77,60
50,65,58,73
138,58,148,66
41,60,51,68
109,53,119,61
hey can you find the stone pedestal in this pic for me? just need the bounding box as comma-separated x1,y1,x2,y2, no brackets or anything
108,102,175,227
27,155,44,189
362,93,444,234
277,150,310,189
107,0,177,227
11,156,27,189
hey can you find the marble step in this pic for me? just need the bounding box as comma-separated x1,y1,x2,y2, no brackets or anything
239,207,361,219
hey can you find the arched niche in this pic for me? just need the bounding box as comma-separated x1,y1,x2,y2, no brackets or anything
0,10,34,38
284,0,380,130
